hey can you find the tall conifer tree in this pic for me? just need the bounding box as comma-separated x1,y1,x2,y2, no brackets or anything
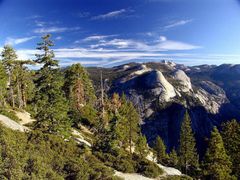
203,127,232,179
168,149,178,167
34,34,70,134
179,111,198,174
13,60,34,109
1,45,17,108
135,135,149,158
222,120,240,178
116,95,140,154
64,63,96,126
153,136,167,164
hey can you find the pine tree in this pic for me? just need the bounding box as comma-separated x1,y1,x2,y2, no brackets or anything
111,93,121,113
168,149,178,167
203,127,232,180
153,136,167,164
135,135,149,158
1,46,34,109
64,63,96,126
94,94,141,156
33,34,70,134
1,45,17,108
13,60,34,109
116,95,140,154
221,120,240,178
179,111,198,174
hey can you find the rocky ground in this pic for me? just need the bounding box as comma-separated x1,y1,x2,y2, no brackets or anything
0,114,30,132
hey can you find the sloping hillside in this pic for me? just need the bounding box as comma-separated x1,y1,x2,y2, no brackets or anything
0,110,186,180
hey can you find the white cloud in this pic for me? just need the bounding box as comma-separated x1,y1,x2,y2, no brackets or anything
90,37,200,51
33,26,80,34
5,36,36,46
82,35,117,42
156,39,200,50
17,49,37,60
26,15,42,20
90,39,139,49
91,9,127,20
164,19,193,29
159,36,167,42
15,48,165,64
9,35,201,66
35,20,46,27
56,36,62,40
61,60,106,66
145,32,155,36
12,47,240,67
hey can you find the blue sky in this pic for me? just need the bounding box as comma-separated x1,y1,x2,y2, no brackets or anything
1,0,240,67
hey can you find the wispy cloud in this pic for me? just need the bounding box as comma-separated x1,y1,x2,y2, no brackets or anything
12,46,240,67
5,36,36,46
33,26,80,34
81,35,117,42
26,15,42,20
91,9,127,20
55,36,62,40
90,36,200,51
34,20,46,27
9,35,202,66
16,47,240,67
164,19,193,29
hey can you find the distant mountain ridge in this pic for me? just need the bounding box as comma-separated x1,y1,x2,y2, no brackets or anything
87,61,240,157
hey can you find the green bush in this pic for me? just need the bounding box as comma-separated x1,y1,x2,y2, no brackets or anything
94,151,135,173
94,151,163,178
134,156,163,178
114,158,135,173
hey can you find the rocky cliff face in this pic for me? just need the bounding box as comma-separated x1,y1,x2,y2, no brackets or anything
87,61,240,157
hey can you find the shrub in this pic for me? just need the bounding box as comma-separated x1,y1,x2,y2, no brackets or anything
114,158,135,173
135,158,163,178
94,151,135,173
132,153,163,178
94,151,163,178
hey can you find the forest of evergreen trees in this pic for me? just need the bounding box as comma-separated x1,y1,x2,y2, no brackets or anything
0,34,239,179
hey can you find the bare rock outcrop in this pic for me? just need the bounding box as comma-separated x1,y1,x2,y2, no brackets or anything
173,69,192,92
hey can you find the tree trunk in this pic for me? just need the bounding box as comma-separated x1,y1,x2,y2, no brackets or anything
0,88,3,107
21,86,27,108
100,71,107,126
9,73,15,108
17,80,23,109
75,79,84,111
129,119,132,155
